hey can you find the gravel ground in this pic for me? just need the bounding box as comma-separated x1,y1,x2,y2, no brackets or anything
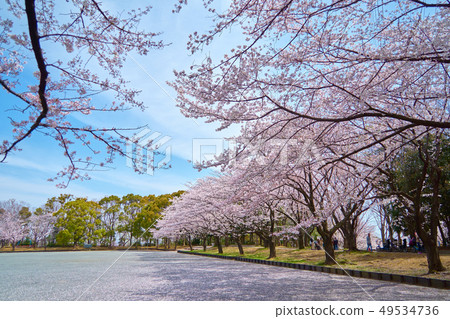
0,250,448,301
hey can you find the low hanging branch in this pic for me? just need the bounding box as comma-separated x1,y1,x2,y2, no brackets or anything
0,0,164,185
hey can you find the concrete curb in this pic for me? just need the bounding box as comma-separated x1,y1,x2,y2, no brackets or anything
177,250,449,290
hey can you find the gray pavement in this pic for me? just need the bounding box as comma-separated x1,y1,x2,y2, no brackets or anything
0,250,448,300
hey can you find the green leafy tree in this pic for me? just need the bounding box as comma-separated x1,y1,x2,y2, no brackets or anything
134,193,180,245
378,133,449,272
54,198,101,247
99,195,121,247
19,207,32,221
44,194,74,245
118,194,143,246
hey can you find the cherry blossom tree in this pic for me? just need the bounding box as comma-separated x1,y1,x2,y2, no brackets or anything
171,0,449,271
0,199,28,250
154,173,274,254
273,155,372,263
0,0,163,186
28,210,56,248
223,119,375,263
172,0,449,152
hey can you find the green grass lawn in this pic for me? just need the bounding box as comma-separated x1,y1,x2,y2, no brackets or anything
191,245,450,280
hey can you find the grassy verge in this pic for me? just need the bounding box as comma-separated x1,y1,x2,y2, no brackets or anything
191,246,450,280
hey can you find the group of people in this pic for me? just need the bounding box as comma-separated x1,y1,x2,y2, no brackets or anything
309,237,340,250
306,233,423,252
368,232,425,252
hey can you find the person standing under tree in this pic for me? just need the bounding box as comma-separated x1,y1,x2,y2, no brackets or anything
333,238,339,250
367,233,372,251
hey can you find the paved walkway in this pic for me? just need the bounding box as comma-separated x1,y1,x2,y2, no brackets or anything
0,251,448,300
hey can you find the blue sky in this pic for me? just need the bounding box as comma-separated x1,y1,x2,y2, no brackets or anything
0,0,241,208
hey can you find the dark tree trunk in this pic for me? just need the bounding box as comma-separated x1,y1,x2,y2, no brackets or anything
318,223,336,265
202,236,207,251
225,236,230,247
236,237,244,255
342,232,358,251
420,160,445,272
339,217,359,251
266,207,277,259
379,214,386,245
268,238,276,259
422,239,444,272
188,235,193,251
322,233,336,265
215,236,223,254
388,225,394,245
297,232,305,249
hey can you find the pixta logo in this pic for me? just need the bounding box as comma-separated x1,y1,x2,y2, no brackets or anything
126,128,171,175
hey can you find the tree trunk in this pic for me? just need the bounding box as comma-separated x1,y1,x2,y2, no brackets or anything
422,239,444,272
268,238,276,259
215,236,223,254
339,219,358,251
380,218,386,245
342,230,358,251
224,236,230,247
421,160,445,272
348,235,358,251
202,236,207,251
318,223,336,265
297,232,305,249
188,235,193,251
109,235,114,248
322,234,336,265
236,237,244,255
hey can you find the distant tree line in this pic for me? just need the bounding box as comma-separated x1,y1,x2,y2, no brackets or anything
0,191,183,250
